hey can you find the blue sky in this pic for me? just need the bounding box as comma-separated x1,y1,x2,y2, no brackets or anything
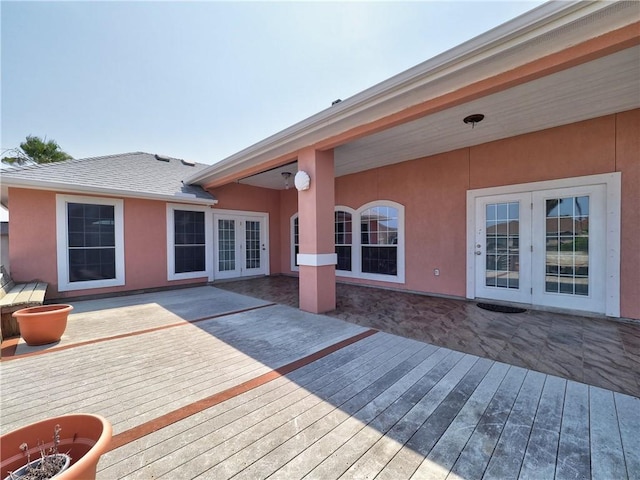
1,1,545,167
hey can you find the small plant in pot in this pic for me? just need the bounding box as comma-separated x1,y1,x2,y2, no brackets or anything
1,414,112,480
5,424,70,480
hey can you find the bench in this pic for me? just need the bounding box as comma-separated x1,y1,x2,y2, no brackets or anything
0,265,48,340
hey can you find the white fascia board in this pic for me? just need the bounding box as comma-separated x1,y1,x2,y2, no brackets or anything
2,177,218,206
185,1,616,187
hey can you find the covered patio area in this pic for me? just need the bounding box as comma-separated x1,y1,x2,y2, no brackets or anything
216,276,640,399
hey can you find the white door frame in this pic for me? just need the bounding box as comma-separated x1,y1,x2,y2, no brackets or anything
213,209,269,280
466,173,621,317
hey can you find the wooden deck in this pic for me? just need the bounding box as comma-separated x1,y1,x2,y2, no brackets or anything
1,287,638,479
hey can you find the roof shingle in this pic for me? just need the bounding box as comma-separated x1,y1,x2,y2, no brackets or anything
1,152,216,202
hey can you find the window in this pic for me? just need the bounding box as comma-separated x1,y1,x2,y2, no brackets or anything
174,210,205,273
335,209,353,272
291,201,404,282
56,195,124,291
291,215,300,271
167,204,212,280
360,205,398,276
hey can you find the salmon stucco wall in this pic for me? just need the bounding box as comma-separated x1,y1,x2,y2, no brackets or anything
469,114,616,188
8,188,207,299
207,183,282,275
279,188,298,274
8,189,58,289
616,109,640,319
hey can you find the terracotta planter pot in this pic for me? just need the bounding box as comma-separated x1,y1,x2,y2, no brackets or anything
1,414,112,480
13,304,73,346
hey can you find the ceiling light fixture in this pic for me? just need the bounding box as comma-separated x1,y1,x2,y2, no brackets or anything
463,113,485,129
281,172,292,189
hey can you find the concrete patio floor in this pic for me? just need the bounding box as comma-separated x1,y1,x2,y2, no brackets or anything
1,285,639,479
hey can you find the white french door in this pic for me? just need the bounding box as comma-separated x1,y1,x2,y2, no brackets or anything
214,214,268,279
474,193,532,304
531,185,606,312
470,178,614,315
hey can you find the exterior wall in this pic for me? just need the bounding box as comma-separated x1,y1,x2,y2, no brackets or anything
616,109,640,319
7,110,638,318
8,188,206,299
279,110,639,319
207,183,282,275
9,189,58,289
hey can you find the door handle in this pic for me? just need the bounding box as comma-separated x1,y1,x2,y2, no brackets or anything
475,251,482,255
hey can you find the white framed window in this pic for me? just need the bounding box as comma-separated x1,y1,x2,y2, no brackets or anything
291,201,405,283
335,206,355,272
290,214,299,272
56,194,125,292
356,201,405,283
166,204,213,281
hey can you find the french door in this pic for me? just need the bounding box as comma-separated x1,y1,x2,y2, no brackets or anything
214,214,267,279
473,183,607,314
474,193,532,304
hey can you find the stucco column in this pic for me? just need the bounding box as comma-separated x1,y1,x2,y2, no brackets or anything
297,147,336,313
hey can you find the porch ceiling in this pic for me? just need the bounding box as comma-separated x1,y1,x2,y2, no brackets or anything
238,45,640,190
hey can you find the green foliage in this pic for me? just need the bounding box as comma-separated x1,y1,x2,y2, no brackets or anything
1,136,72,166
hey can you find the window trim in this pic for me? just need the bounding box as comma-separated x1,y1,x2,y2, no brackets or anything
56,194,125,292
291,201,405,283
352,201,405,283
166,204,213,281
290,213,299,272
334,206,355,273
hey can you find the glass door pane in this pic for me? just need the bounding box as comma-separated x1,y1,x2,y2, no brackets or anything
475,192,532,304
544,196,589,296
217,219,236,272
245,220,261,270
485,201,520,289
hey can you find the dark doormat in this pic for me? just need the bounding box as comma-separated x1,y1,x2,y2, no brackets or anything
477,303,527,314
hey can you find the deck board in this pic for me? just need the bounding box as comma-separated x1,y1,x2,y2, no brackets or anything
615,392,640,477
556,381,591,480
519,375,566,480
412,361,511,480
448,366,528,480
483,370,546,479
589,387,627,479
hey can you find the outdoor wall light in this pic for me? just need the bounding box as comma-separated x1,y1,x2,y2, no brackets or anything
281,172,292,189
295,171,311,191
463,113,485,129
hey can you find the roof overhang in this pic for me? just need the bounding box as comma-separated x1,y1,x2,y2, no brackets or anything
0,177,219,208
186,1,640,190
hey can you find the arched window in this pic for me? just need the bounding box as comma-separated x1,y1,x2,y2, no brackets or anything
290,201,404,283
